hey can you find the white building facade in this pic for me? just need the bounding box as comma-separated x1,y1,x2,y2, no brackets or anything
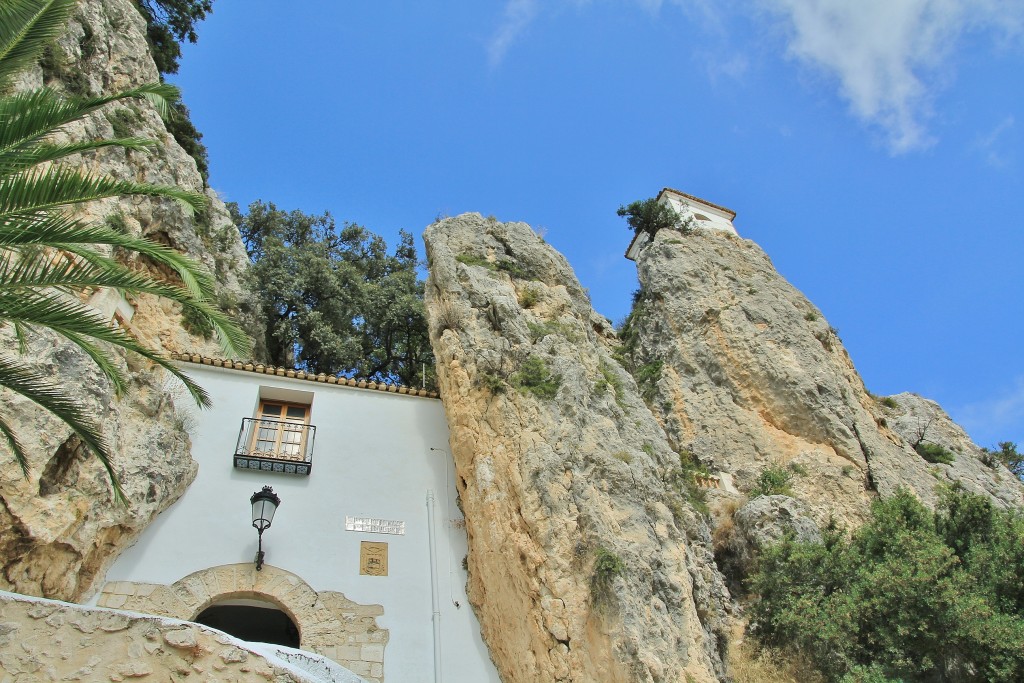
625,188,738,260
91,356,500,683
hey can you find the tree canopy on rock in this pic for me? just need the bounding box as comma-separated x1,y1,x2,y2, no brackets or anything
617,197,689,238
234,201,433,388
137,0,212,75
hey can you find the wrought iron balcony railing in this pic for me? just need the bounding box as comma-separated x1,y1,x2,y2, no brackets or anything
234,417,316,475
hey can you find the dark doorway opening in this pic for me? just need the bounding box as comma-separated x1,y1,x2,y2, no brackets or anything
195,601,299,648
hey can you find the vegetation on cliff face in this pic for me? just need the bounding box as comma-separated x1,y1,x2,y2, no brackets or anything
617,196,691,239
235,200,432,386
0,0,248,500
134,0,212,181
135,0,211,75
749,487,1024,682
982,441,1023,479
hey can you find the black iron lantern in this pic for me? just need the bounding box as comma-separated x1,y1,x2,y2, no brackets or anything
250,485,281,571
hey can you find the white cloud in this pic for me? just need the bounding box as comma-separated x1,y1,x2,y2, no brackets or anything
487,0,1023,153
705,53,749,83
487,0,724,66
972,115,1015,168
488,0,540,67
954,375,1024,446
760,0,1024,153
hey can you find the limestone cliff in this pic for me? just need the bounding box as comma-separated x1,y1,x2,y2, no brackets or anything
424,214,733,683
0,0,251,601
625,228,1023,531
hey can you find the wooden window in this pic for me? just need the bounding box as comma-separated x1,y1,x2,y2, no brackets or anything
250,401,310,462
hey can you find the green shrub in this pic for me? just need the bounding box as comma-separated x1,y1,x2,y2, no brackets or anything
617,197,692,238
878,396,899,409
633,360,663,402
751,465,793,497
788,462,809,477
981,442,1023,478
106,106,141,138
591,546,625,607
495,258,534,280
519,285,540,308
104,212,129,233
455,253,495,270
804,311,819,322
914,442,955,465
478,371,505,394
594,362,626,407
664,449,711,517
39,44,90,95
511,356,561,400
165,101,209,183
749,488,1024,682
181,304,213,340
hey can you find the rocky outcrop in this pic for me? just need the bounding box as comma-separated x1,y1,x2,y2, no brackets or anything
0,0,251,601
733,495,821,549
0,590,361,682
625,228,1023,527
883,392,1023,508
424,214,733,683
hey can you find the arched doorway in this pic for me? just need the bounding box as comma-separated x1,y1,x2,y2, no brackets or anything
194,598,300,648
95,564,389,678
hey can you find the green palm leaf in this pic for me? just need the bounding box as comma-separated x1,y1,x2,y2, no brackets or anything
0,213,217,299
0,83,182,163
0,353,124,503
11,246,250,359
0,165,207,217
0,0,77,88
0,1,253,503
0,289,213,407
0,410,26,474
0,137,159,176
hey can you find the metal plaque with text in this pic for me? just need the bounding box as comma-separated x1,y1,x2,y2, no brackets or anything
345,516,406,535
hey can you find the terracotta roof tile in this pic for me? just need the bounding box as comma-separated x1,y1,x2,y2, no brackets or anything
171,353,439,399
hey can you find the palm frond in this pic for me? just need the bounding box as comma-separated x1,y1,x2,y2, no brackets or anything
0,84,181,161
0,138,159,176
12,319,27,353
0,250,250,360
0,353,124,504
0,243,203,302
58,329,128,396
0,213,216,299
0,2,249,504
0,408,27,474
0,0,78,88
0,165,207,218
0,289,210,401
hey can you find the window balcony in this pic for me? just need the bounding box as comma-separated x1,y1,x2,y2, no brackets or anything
234,417,316,475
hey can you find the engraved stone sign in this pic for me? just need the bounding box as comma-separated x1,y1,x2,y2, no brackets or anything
360,542,388,576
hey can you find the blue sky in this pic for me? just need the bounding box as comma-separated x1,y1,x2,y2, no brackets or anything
173,1,1024,448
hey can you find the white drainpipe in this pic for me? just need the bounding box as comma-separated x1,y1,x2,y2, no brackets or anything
427,490,442,682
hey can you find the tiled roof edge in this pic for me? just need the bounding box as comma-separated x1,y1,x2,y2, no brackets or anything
171,353,440,399
657,187,737,219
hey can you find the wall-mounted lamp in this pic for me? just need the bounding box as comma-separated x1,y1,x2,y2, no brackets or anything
250,485,281,571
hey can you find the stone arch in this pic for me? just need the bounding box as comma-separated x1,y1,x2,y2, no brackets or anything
174,564,333,648
96,563,389,682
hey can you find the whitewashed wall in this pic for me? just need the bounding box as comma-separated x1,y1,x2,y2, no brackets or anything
662,193,738,235
96,364,500,683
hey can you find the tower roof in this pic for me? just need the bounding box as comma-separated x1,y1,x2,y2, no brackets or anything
656,187,736,219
